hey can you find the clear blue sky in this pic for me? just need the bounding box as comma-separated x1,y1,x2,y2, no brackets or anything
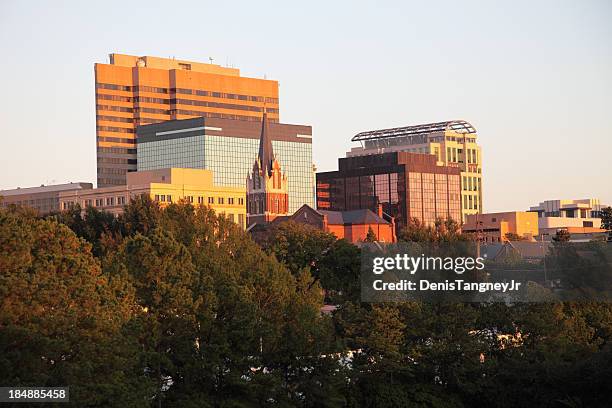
0,0,610,212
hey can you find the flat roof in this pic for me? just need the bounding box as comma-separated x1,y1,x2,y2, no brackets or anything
136,117,312,145
0,182,93,196
352,120,476,142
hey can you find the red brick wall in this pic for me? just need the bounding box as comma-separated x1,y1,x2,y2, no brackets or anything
326,223,395,243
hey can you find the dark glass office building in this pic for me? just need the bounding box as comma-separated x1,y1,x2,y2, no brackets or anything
316,152,461,229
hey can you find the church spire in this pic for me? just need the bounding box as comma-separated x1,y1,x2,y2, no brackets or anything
257,108,274,177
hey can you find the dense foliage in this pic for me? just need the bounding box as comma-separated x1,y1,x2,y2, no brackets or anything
1,200,611,407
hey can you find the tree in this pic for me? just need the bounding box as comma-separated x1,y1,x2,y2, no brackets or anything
365,226,378,242
264,221,337,278
553,229,571,242
119,194,162,237
0,210,151,406
601,206,612,231
601,206,612,241
399,217,468,243
504,232,526,241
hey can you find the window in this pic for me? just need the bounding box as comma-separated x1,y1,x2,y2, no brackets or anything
218,197,224,204
228,197,234,205
161,195,166,202
178,63,191,70
167,195,172,203
106,197,115,206
155,194,160,201
208,197,214,204
198,196,204,204
238,198,244,205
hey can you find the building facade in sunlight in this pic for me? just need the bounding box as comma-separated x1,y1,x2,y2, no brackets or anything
348,120,482,221
95,53,280,187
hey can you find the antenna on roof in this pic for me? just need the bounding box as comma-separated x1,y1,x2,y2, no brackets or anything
209,57,214,64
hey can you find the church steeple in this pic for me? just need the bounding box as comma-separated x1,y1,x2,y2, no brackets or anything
246,110,289,226
257,110,275,177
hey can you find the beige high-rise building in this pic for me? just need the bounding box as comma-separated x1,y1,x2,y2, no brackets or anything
348,120,482,222
95,53,280,187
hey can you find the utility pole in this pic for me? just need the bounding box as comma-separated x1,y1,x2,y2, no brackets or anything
475,213,483,258
541,233,547,286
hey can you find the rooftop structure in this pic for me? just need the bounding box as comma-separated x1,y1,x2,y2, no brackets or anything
352,120,476,143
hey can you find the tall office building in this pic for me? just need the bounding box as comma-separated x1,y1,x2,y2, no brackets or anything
95,54,280,187
348,120,482,221
136,116,314,213
316,152,462,229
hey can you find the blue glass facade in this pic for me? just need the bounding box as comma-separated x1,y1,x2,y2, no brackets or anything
137,118,314,213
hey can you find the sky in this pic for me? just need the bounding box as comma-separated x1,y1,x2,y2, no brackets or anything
0,0,610,212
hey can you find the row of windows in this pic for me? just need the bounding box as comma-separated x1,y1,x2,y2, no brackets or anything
97,105,172,116
97,83,279,104
140,107,170,115
97,177,126,186
98,157,137,165
98,92,279,113
97,83,171,94
97,136,137,145
97,94,170,104
63,195,127,210
97,167,128,175
446,146,479,164
97,126,135,134
97,115,134,123
463,194,480,210
97,147,137,155
174,88,278,104
158,195,245,206
97,104,134,113
174,98,278,113
176,110,278,122
462,176,481,192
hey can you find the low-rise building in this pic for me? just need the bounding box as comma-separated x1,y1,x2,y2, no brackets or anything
58,168,247,228
463,211,539,243
0,182,93,215
528,199,607,238
289,204,396,243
